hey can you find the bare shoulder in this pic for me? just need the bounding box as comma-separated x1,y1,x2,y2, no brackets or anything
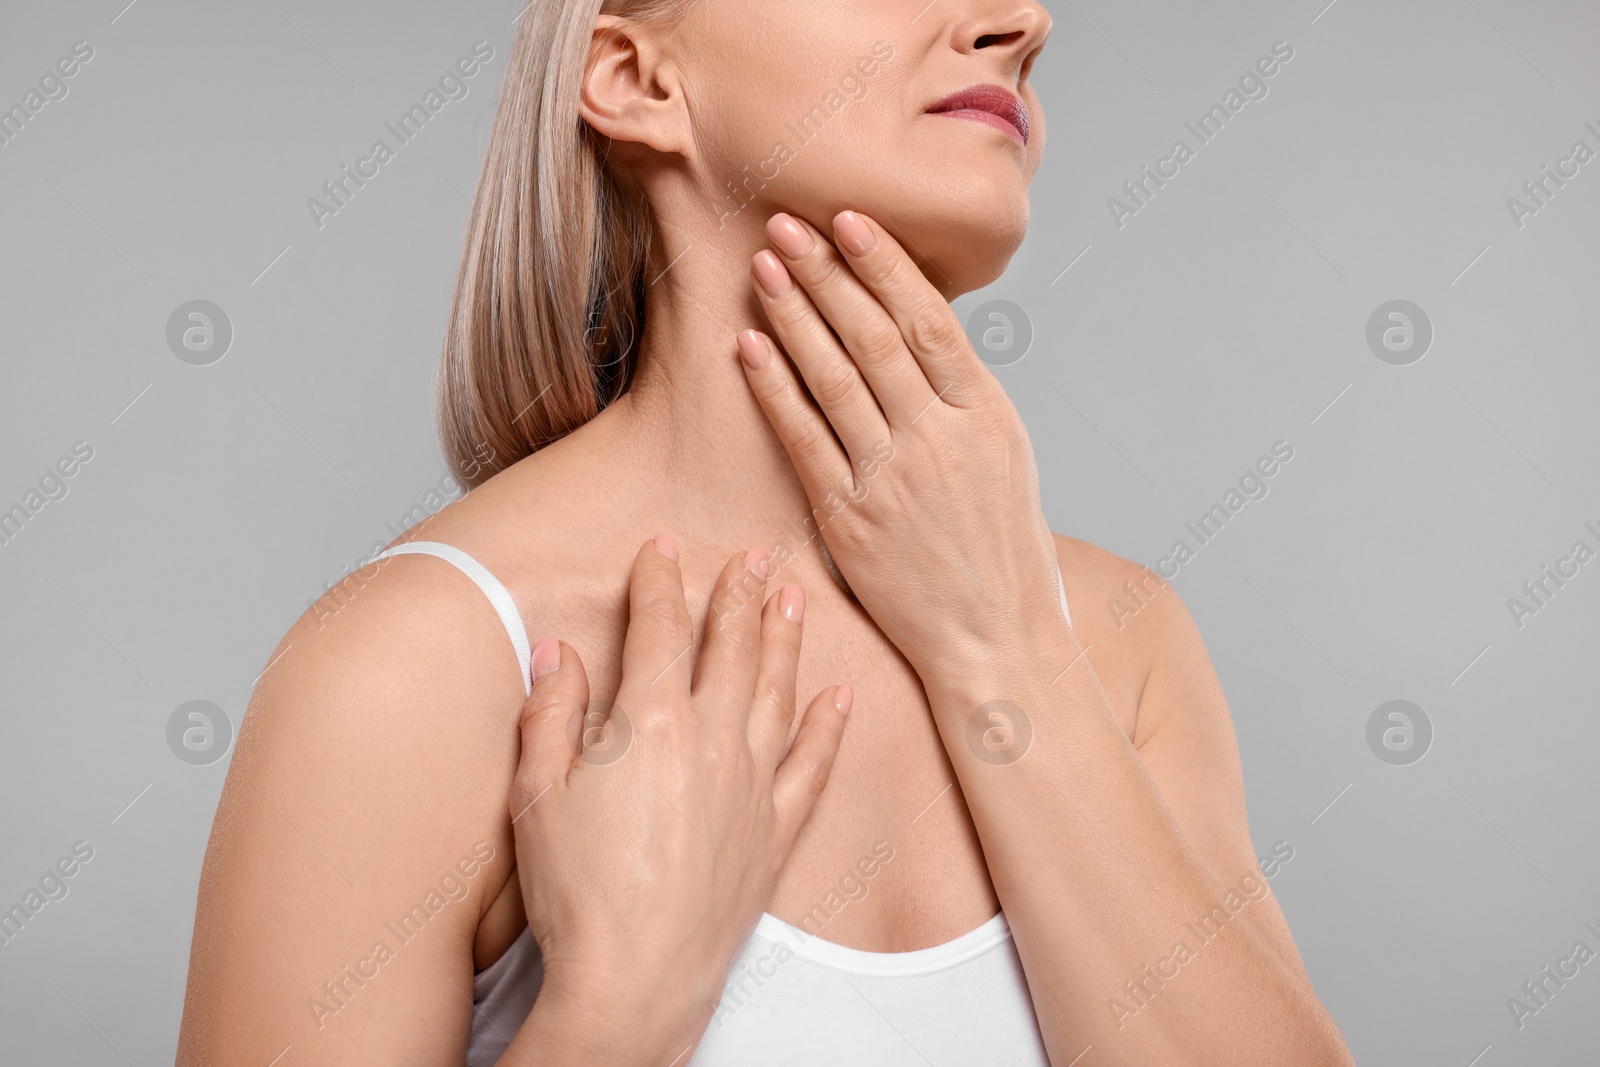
179,505,542,1058
1048,532,1213,747
220,508,535,901
242,442,609,811
1049,531,1257,867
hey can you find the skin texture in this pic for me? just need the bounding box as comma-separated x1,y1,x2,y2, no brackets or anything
739,210,1353,1064
177,1,1353,1064
505,539,852,1062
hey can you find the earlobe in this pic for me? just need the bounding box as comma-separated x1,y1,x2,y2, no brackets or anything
578,15,689,158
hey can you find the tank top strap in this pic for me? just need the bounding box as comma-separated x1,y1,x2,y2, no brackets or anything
372,541,532,697
1056,565,1072,627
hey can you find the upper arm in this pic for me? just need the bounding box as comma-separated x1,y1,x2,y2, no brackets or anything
177,557,529,1065
1131,573,1321,976
1051,534,1311,970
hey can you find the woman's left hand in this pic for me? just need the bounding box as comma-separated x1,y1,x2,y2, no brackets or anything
737,209,1069,686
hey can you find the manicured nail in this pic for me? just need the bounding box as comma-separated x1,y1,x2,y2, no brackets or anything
833,211,876,256
779,581,805,623
736,329,771,369
767,213,814,258
752,250,793,297
745,544,771,579
531,635,561,680
834,683,854,717
654,531,679,561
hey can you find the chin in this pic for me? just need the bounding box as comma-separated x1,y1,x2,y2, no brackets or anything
793,149,1033,298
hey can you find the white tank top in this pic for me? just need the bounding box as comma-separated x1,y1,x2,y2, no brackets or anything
373,541,1067,1066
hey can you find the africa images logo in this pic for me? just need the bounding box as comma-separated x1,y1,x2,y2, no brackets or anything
306,42,496,230
1106,40,1296,229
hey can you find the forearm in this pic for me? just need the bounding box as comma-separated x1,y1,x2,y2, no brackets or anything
924,625,1351,1067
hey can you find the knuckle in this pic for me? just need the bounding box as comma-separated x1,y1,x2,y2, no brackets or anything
788,416,830,459
860,248,905,291
631,703,678,747
525,685,568,720
762,626,803,678
638,593,690,637
984,403,1023,440
795,754,832,799
805,252,851,290
750,367,793,407
906,306,962,354
522,678,574,725
852,320,904,367
811,364,863,408
746,684,782,732
714,613,761,663
750,673,792,726
769,295,812,333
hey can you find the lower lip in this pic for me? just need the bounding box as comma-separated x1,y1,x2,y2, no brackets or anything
930,108,1026,147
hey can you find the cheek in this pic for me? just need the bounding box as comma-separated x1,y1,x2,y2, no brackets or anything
695,46,906,212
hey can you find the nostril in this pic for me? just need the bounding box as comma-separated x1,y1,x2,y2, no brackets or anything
975,31,1026,49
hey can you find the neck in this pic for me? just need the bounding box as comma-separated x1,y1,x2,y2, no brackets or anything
595,192,834,572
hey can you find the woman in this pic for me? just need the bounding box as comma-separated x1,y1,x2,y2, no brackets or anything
178,0,1354,1064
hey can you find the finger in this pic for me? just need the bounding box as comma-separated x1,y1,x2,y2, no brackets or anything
691,546,771,715
747,581,805,772
736,328,856,500
620,533,695,694
751,246,891,460
830,210,991,408
512,637,590,819
771,683,852,840
764,212,936,428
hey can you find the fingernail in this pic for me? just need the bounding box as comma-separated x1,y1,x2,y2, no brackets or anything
654,532,679,561
779,581,805,623
532,635,561,680
833,211,876,256
834,683,854,717
752,250,793,297
767,213,814,258
745,544,771,579
736,329,771,370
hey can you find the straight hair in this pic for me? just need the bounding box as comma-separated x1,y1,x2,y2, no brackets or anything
439,0,694,486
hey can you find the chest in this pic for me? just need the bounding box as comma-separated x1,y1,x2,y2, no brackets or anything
520,560,1139,957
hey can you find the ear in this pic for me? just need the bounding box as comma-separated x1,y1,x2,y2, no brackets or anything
579,14,691,159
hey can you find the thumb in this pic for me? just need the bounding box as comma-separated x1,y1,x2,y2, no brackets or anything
512,637,589,821
771,683,852,842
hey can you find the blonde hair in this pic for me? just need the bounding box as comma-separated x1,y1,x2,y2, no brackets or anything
439,0,693,487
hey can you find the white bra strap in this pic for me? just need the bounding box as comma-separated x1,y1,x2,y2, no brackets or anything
373,541,532,697
1056,566,1073,628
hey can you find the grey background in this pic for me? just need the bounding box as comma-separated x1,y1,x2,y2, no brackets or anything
1,0,1596,1063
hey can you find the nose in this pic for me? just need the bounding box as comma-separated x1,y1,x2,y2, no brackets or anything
945,1,1052,82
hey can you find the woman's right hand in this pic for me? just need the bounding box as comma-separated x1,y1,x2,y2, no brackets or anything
503,533,852,1064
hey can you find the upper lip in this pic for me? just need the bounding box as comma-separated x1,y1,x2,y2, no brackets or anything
926,84,1030,144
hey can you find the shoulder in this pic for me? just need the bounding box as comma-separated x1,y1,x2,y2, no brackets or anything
228,519,532,882
1047,533,1256,863
1048,532,1213,746
180,501,544,1054
224,455,606,888
255,446,599,763
225,446,618,862
289,420,630,717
